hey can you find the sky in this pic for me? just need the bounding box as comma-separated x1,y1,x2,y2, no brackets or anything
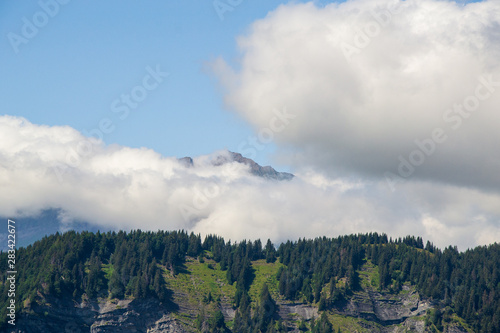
0,0,302,165
1,0,499,250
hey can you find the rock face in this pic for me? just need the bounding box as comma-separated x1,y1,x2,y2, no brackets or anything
90,299,185,333
221,152,294,181
338,286,432,325
12,290,472,333
181,150,295,181
178,157,194,168
11,267,472,333
385,317,427,333
383,319,470,333
12,297,189,333
278,302,318,321
443,324,470,333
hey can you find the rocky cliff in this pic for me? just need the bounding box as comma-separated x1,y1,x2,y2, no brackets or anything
10,286,472,333
12,297,187,333
7,253,474,333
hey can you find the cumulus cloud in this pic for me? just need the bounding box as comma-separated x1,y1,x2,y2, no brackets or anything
214,0,500,191
1,115,500,250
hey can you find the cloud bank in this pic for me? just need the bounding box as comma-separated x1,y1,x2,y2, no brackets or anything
214,0,500,191
1,115,500,250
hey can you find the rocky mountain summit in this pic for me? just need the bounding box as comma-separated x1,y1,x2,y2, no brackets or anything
179,151,294,181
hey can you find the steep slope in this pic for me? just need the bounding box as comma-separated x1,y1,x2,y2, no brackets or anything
1,231,495,333
6,257,473,333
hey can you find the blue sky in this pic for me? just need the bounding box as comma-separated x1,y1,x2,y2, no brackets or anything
0,0,481,166
0,0,336,167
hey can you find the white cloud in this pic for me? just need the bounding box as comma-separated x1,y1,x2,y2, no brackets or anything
214,0,500,191
1,115,500,250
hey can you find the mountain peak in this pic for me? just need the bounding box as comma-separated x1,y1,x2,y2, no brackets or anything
225,151,294,181
179,151,294,181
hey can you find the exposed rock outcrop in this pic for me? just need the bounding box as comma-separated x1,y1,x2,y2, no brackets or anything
12,297,188,333
221,152,294,181
338,286,432,325
11,290,472,333
278,302,318,321
190,150,295,180
11,272,472,333
178,157,193,168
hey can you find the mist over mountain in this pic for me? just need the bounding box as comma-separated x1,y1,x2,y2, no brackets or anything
1,114,499,251
198,151,294,181
0,151,294,250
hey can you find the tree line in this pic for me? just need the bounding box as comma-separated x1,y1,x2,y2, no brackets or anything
0,231,498,332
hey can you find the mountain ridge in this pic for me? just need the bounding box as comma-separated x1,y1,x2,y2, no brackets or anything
1,230,496,332
179,151,294,181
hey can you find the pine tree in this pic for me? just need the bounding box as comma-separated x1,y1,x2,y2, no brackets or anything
265,239,277,263
108,269,124,298
318,294,328,311
254,283,277,332
312,312,333,333
209,310,227,333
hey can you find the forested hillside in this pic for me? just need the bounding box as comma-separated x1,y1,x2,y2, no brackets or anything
0,230,498,332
